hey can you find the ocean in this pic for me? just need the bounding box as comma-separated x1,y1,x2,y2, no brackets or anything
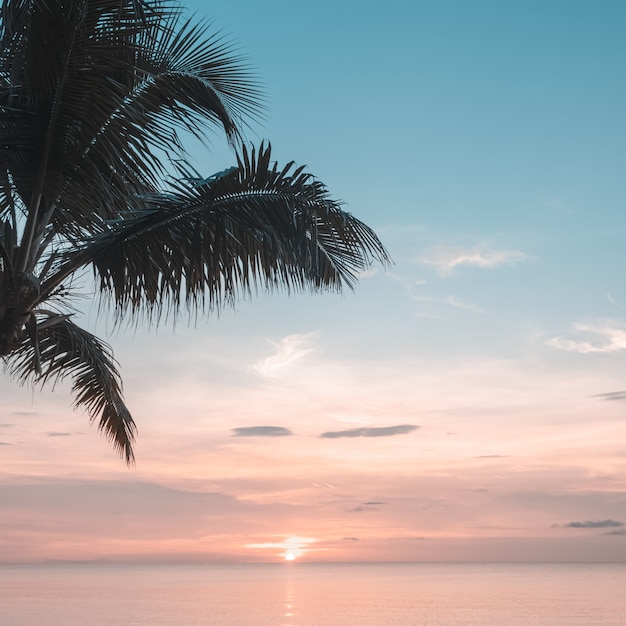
1,562,625,625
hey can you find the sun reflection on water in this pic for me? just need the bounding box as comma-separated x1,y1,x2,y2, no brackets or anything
282,568,296,626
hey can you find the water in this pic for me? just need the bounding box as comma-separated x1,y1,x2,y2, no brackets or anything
1,562,625,625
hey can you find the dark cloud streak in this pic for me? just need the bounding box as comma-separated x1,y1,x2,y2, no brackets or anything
232,426,293,437
320,425,418,439
565,519,624,529
592,391,626,401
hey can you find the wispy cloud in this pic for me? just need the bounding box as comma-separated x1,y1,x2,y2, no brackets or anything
358,267,379,279
253,333,316,377
47,432,72,438
320,424,418,439
414,295,483,313
232,426,292,437
592,391,626,401
604,529,626,536
565,520,623,529
351,500,388,512
417,244,528,276
352,506,376,512
548,324,626,354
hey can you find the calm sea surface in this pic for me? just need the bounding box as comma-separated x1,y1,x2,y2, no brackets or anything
1,562,625,625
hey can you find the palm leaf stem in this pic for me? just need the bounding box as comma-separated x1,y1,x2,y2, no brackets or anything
16,0,87,274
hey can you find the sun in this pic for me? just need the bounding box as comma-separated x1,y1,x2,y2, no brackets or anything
284,553,296,561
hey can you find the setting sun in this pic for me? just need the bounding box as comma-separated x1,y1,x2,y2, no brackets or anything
246,536,317,561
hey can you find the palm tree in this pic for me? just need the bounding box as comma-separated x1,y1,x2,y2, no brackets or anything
0,0,389,463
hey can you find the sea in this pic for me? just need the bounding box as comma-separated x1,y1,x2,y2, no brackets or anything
1,562,625,625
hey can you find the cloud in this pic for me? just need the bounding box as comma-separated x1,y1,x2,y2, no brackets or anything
413,295,483,313
0,442,12,446
548,324,626,354
358,267,379,279
352,500,387,512
343,537,360,541
320,424,418,439
232,426,293,437
473,455,510,459
417,244,528,276
349,500,387,513
592,391,626,401
47,432,72,438
253,333,316,377
246,536,317,559
603,529,626,536
565,520,624,529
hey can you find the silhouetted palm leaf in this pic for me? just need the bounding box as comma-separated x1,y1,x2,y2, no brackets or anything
7,312,136,462
40,144,389,321
0,0,261,247
0,1,388,462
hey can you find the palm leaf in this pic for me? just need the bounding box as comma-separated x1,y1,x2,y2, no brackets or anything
0,3,389,462
0,0,262,245
6,311,136,462
39,143,390,321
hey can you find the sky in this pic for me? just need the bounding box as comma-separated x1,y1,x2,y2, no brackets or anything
1,0,626,563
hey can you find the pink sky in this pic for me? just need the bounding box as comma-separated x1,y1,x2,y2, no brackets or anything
2,0,626,564
2,310,626,563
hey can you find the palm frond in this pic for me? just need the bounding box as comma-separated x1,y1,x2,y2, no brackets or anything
0,3,389,463
41,143,390,321
6,311,136,462
0,0,262,242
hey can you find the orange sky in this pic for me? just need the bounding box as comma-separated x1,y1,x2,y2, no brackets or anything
2,313,626,563
2,0,626,564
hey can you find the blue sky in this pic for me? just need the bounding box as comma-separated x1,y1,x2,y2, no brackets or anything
194,0,626,356
1,0,626,563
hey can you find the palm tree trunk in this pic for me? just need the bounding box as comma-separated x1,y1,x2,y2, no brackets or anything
0,276,34,357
